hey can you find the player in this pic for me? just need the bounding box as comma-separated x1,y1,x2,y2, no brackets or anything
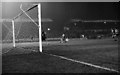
42,31,47,41
30,36,34,41
60,33,67,43
111,28,119,41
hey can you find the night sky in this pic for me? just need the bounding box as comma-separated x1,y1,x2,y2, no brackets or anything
2,2,120,36
40,2,119,31
41,2,119,19
2,2,119,19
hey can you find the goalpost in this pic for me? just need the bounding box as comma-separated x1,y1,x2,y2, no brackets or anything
38,4,42,52
12,20,15,47
12,3,42,52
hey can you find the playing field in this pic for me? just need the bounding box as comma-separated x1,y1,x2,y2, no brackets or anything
2,38,119,73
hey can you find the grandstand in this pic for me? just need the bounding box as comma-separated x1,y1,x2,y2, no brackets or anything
64,19,119,39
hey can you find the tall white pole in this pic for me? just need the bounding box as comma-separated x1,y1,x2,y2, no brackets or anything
12,20,15,47
38,4,42,52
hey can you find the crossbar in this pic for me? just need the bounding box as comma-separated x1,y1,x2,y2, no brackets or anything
13,5,37,20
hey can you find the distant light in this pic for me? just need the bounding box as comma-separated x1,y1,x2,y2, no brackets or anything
104,22,106,24
47,28,50,31
74,23,77,26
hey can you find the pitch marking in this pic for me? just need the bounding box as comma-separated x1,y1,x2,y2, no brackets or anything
44,53,119,73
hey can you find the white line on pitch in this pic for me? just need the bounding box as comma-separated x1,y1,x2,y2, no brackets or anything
44,53,119,73
1,49,12,55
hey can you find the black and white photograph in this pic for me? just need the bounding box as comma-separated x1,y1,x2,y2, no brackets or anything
1,0,120,74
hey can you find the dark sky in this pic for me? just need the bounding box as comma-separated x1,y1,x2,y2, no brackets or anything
41,2,119,31
41,2,119,19
2,2,120,32
2,2,119,19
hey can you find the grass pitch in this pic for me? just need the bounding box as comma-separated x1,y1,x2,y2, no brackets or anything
2,38,119,73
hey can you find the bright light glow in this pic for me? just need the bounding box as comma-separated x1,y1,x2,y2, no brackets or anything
74,23,77,26
104,22,106,24
48,28,50,31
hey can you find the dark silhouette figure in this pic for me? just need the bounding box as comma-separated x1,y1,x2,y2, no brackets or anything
42,31,47,41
